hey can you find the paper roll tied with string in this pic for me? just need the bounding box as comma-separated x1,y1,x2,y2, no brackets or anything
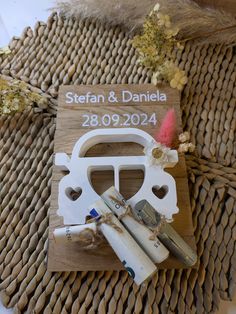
54,199,157,285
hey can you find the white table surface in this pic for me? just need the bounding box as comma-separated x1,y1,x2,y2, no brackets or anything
0,0,53,47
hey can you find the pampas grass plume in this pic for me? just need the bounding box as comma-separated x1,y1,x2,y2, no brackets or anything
155,109,177,147
55,0,236,45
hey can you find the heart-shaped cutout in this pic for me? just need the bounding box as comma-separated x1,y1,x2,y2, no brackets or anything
152,185,169,199
65,187,82,201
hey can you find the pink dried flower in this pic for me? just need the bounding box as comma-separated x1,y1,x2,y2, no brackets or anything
155,109,177,148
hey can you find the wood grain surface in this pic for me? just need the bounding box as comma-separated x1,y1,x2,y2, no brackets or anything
48,84,197,271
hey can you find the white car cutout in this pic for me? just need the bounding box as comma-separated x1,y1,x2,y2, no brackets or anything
55,128,179,224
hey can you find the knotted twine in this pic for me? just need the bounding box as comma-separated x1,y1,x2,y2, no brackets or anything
69,212,123,249
60,193,167,249
109,195,167,241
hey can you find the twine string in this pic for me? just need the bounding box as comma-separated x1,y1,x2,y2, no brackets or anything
109,196,133,219
109,195,165,240
75,213,123,249
93,212,123,233
75,197,166,248
76,227,102,249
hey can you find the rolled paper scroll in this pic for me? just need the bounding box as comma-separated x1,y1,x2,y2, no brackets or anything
134,200,198,267
101,186,169,263
54,223,97,244
88,199,157,285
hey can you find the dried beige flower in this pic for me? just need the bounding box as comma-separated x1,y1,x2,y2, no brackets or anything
144,141,171,166
164,26,179,38
170,70,188,91
151,71,161,85
179,131,190,143
153,3,160,12
149,3,160,15
189,143,195,152
178,143,195,153
157,13,171,28
152,147,164,159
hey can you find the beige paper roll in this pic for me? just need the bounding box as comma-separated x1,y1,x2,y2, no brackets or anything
54,223,97,244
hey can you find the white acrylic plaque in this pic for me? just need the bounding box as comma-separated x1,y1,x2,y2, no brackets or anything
55,128,179,224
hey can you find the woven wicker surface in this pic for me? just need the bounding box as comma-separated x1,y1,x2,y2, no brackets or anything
0,13,235,313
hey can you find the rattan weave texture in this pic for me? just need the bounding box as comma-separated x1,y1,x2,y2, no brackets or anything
0,13,235,313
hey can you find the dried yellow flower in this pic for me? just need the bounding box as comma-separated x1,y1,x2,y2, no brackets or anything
152,147,164,159
0,46,11,55
164,27,179,39
157,13,171,28
170,70,188,91
0,77,47,115
132,2,188,91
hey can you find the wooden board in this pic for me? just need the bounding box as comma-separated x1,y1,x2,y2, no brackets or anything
47,84,197,271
